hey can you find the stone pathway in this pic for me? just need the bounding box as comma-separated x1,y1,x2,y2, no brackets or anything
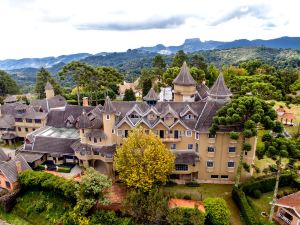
0,219,11,225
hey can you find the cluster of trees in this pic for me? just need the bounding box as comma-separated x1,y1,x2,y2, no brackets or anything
223,59,300,101
0,70,19,97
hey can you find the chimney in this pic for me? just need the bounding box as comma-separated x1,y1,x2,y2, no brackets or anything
16,160,22,174
82,97,89,107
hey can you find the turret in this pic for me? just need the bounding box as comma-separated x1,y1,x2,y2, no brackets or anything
143,88,159,106
102,96,118,144
45,82,54,99
207,73,232,102
172,62,197,102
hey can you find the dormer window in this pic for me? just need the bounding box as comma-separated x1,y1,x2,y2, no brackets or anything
185,114,194,120
129,113,139,119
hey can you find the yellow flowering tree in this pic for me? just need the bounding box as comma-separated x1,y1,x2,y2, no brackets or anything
114,127,175,191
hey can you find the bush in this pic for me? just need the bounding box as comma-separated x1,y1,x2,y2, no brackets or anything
167,207,205,225
252,189,262,199
243,143,252,151
36,164,45,171
90,210,135,225
204,198,230,225
229,131,239,140
183,195,192,200
19,170,77,201
57,167,71,173
164,180,177,187
186,182,200,187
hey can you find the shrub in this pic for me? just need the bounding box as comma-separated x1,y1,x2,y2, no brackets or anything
167,207,205,225
252,189,262,199
57,167,71,173
243,163,250,173
36,164,45,171
183,195,192,200
229,131,239,140
204,198,230,225
164,180,177,187
243,143,252,151
90,210,135,225
186,182,200,187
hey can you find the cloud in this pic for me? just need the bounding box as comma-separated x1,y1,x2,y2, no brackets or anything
210,4,270,26
76,15,189,31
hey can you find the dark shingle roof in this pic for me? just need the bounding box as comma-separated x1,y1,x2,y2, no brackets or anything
85,130,107,139
143,88,159,101
31,95,67,112
207,73,232,97
45,82,53,90
103,96,117,114
0,148,10,162
18,152,44,163
196,83,209,100
172,62,196,86
0,155,31,183
4,95,17,103
71,140,116,156
76,112,93,129
0,115,15,129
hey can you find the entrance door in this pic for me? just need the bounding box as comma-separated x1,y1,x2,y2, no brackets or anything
159,130,164,138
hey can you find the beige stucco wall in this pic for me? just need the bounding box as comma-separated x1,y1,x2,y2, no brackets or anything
173,84,197,102
15,118,46,138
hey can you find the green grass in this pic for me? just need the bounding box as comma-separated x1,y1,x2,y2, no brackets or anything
0,208,32,225
9,190,72,225
162,184,242,225
249,186,296,219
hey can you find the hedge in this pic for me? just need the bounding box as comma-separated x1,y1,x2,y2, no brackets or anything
57,167,72,173
241,173,294,197
19,170,77,201
167,207,205,225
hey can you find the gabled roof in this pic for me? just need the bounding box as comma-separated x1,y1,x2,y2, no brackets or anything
45,82,53,90
4,95,17,104
172,62,196,86
143,88,159,101
126,104,144,117
103,96,117,114
180,105,199,117
76,111,93,129
207,73,232,97
0,148,9,162
196,83,209,100
275,191,300,217
161,104,179,118
0,155,31,183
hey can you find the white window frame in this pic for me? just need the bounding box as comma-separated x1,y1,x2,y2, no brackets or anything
228,146,236,153
207,146,215,153
228,160,235,168
106,114,110,120
186,130,192,137
188,144,193,150
207,160,214,168
195,131,200,140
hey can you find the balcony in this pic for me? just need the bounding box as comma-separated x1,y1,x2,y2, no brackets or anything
275,212,292,225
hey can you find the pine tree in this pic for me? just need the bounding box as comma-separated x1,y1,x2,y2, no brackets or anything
123,88,136,101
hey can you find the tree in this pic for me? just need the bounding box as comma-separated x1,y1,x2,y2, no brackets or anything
209,96,278,187
206,64,218,86
0,70,19,96
163,67,180,86
35,67,62,99
190,67,205,84
260,137,300,221
123,88,136,101
122,188,169,224
167,207,205,225
75,167,112,215
114,127,175,191
142,78,153,97
189,54,207,72
171,50,188,67
152,54,166,80
58,61,96,105
204,198,231,225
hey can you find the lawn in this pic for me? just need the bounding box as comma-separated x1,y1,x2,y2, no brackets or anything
249,186,296,220
162,184,242,225
2,190,73,225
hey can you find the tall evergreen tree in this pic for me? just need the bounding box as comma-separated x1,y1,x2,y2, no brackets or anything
0,70,19,96
171,50,188,67
142,78,152,97
35,67,62,99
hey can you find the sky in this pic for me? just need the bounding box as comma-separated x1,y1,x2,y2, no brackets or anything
0,0,299,59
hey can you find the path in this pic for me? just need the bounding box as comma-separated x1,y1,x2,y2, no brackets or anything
0,219,11,225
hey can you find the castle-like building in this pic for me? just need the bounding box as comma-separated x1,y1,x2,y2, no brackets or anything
0,62,256,183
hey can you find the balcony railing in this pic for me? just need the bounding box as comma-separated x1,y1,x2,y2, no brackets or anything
278,213,292,225
161,137,181,142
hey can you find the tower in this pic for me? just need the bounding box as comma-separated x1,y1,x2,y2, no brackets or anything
207,73,232,102
102,96,118,145
45,82,54,99
172,62,197,102
143,88,159,105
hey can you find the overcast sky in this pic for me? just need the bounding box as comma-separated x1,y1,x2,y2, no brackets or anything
0,0,299,59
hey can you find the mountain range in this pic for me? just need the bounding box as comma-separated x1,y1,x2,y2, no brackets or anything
1,36,300,71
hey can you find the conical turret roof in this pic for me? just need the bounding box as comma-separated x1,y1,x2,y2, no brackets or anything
207,73,232,97
172,62,196,86
45,82,53,90
103,96,117,114
143,88,159,101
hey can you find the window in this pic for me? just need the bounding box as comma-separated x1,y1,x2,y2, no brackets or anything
82,129,84,134
221,175,229,179
195,132,200,140
207,146,215,153
208,133,216,138
15,118,22,122
25,128,28,132
112,129,115,134
188,144,193,150
228,147,236,153
185,114,194,120
211,175,219,179
175,164,188,171
186,130,192,137
180,131,185,136
228,160,235,168
124,130,129,138
94,138,97,143
18,127,21,132
207,160,214,167
106,115,110,120
5,181,10,188
35,119,41,123
26,118,32,123
245,151,248,156
171,144,176,150
117,130,122,136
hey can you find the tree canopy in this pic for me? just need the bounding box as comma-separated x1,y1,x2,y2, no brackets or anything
171,50,188,67
0,70,19,96
35,67,62,99
123,88,136,101
114,127,175,191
